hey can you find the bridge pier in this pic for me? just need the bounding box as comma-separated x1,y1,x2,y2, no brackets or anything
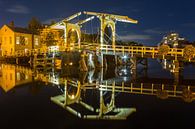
115,55,118,66
96,53,107,68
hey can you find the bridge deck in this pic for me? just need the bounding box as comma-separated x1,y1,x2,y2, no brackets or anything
2,42,195,62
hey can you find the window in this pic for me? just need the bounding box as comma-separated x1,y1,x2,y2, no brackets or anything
35,37,39,45
10,48,13,55
17,72,20,81
16,37,20,44
25,75,28,80
25,37,28,45
10,73,12,80
4,37,6,43
10,37,12,44
0,37,2,44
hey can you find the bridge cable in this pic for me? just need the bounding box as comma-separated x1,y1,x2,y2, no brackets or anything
84,13,88,42
90,16,94,43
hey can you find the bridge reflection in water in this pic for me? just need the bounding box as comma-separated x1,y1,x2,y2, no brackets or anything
50,79,136,120
0,61,194,120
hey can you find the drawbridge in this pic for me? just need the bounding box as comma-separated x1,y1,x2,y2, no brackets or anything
49,11,195,63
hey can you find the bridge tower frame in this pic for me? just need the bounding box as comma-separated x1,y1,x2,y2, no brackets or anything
83,11,138,47
50,12,82,50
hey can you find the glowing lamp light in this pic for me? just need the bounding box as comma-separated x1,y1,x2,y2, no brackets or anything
69,62,73,66
71,94,75,99
122,55,128,59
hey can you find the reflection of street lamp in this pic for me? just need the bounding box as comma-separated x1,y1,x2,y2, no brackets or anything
123,77,127,81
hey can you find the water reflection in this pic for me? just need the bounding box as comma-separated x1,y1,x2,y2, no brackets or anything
0,62,195,120
50,79,136,120
0,64,32,92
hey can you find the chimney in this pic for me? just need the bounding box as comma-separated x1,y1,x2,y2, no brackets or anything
10,21,14,27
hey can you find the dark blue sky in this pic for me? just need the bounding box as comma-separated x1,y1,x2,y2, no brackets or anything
0,0,195,45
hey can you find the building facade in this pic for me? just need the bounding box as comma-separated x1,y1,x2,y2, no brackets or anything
160,33,185,48
0,25,41,56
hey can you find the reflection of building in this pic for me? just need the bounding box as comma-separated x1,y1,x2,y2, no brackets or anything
0,64,33,92
161,33,185,48
0,24,41,56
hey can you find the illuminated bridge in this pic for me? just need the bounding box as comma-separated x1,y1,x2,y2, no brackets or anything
4,11,195,76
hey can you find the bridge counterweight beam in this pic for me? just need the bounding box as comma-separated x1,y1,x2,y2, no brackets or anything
130,57,137,80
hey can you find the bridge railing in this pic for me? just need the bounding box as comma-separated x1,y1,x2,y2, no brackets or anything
14,49,48,57
100,44,185,58
99,81,195,102
79,42,100,51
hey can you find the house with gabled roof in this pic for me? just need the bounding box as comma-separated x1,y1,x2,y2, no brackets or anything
0,24,41,56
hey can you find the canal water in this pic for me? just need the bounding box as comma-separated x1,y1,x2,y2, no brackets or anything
0,59,194,129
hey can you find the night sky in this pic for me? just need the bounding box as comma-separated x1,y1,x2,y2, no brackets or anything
0,0,195,45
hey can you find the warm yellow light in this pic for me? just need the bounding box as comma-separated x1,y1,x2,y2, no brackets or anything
71,94,75,99
69,62,73,65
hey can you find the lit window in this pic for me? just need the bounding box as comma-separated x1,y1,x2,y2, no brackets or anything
25,75,28,80
4,37,6,43
10,73,12,80
35,38,39,45
11,48,13,54
10,37,12,44
16,37,20,44
17,72,20,81
25,37,28,45
0,37,2,44
25,49,28,53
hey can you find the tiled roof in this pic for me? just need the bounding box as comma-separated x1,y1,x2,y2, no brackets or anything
7,25,34,34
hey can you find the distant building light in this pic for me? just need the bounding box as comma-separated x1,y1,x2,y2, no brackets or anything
178,38,185,40
171,33,177,36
